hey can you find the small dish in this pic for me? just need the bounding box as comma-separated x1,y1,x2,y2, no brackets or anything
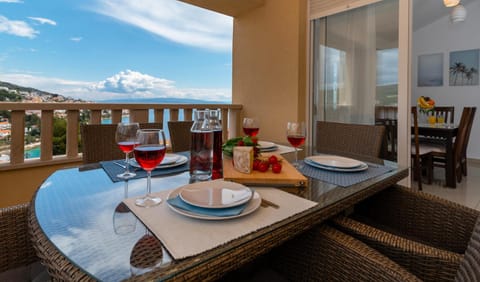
179,180,253,209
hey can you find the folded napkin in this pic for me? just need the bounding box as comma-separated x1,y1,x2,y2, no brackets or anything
221,188,251,205
167,195,247,217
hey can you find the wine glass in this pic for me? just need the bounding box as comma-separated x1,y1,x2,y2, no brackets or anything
134,129,166,207
130,229,170,275
113,181,137,235
242,117,259,137
116,122,140,179
287,122,306,167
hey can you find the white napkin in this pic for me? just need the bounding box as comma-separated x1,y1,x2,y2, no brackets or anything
221,188,252,205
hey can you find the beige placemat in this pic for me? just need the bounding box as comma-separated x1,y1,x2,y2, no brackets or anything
124,187,317,260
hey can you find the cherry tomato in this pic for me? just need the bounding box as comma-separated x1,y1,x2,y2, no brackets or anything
268,155,278,165
237,140,244,146
253,159,261,170
258,162,269,172
272,163,282,173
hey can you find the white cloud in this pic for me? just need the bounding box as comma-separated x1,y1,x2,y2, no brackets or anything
70,37,83,42
0,15,38,38
90,0,232,52
28,17,57,26
0,0,23,3
0,70,231,102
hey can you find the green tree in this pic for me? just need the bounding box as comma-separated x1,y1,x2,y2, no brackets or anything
52,118,67,155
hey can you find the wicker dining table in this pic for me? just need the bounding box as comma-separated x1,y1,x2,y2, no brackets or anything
28,156,408,282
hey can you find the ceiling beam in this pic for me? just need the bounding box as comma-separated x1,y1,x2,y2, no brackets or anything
178,0,265,17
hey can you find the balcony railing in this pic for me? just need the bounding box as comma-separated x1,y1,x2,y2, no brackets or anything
0,102,242,171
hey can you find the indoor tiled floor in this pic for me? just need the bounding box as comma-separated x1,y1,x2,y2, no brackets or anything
416,161,480,211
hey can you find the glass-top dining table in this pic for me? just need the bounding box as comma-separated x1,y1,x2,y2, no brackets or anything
28,154,408,281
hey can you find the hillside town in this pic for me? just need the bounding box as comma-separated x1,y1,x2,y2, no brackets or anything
0,81,86,163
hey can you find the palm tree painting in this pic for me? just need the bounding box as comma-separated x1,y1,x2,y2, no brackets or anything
449,49,479,86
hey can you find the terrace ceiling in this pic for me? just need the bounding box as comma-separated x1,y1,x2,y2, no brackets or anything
178,0,265,17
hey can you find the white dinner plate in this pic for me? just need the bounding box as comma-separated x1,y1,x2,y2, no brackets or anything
305,155,365,169
257,141,278,152
179,180,253,209
166,187,261,221
304,158,368,172
130,154,188,169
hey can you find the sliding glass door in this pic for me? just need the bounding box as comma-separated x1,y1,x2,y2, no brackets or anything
310,0,399,154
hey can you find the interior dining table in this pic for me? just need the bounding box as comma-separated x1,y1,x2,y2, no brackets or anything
415,123,459,188
28,153,408,282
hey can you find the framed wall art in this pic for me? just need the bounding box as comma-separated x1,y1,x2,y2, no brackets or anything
417,53,443,87
449,49,479,86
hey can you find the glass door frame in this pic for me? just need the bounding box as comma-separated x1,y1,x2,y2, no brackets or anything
306,0,412,186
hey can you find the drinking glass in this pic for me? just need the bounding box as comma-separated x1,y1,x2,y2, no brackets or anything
134,129,166,207
242,117,259,137
130,229,169,275
113,181,137,235
286,121,306,167
115,122,140,179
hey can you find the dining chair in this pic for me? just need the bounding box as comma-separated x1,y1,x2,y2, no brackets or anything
224,224,421,281
330,184,480,282
80,122,163,164
315,121,385,158
434,106,455,124
0,203,46,281
411,107,432,190
167,121,193,152
461,107,476,177
425,107,475,184
375,106,398,161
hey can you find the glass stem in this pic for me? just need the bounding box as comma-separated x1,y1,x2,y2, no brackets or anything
295,147,298,165
147,171,152,196
125,153,130,174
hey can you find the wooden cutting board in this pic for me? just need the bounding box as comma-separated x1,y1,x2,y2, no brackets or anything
222,154,308,187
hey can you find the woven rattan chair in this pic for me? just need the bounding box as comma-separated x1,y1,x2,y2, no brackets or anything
315,121,386,158
168,121,193,152
0,203,44,280
81,122,163,164
330,184,480,282
266,224,421,281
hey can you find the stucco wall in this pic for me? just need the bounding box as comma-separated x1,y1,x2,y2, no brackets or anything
412,1,480,159
232,0,307,144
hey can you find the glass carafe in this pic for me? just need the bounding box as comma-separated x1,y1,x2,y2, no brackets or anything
209,109,223,179
190,110,213,181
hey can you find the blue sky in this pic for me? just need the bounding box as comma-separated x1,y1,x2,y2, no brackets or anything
0,0,233,102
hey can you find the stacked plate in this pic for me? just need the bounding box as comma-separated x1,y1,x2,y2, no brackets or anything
257,141,278,152
130,153,188,169
166,180,261,220
304,155,368,172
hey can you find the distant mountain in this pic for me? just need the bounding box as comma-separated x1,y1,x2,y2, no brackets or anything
100,97,229,104
0,81,85,103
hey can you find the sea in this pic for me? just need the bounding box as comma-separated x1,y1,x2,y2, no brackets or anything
24,97,229,159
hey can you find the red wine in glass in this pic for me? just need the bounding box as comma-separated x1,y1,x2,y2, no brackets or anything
242,117,259,137
287,122,306,168
117,141,139,154
115,123,140,179
134,146,166,171
243,127,260,137
134,129,166,207
287,135,306,148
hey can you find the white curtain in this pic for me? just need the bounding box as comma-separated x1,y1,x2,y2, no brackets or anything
313,5,378,124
